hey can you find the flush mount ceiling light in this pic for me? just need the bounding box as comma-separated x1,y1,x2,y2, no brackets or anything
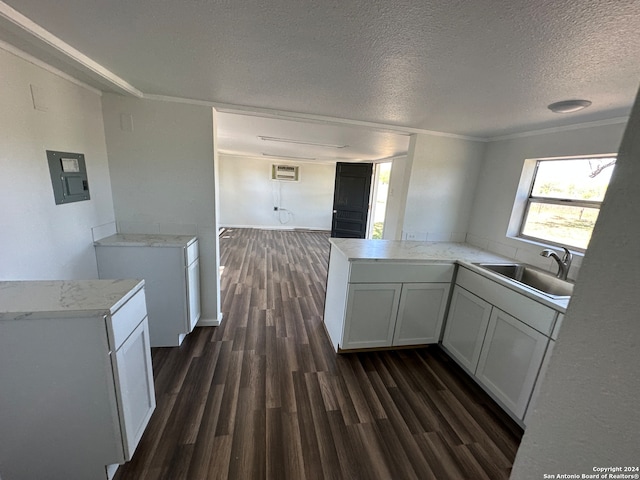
547,99,592,114
258,136,348,149
262,153,317,161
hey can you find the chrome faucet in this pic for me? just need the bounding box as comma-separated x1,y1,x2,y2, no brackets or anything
540,247,572,280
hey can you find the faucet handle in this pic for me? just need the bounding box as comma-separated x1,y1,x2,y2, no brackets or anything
561,247,572,262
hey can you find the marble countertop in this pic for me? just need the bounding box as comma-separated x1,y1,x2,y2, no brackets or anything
329,238,568,312
94,233,197,248
0,279,144,321
329,238,511,264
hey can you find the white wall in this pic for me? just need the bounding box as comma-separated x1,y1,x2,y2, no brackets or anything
511,96,640,478
218,154,334,230
101,94,221,324
402,133,485,242
466,122,626,278
0,47,115,280
381,156,409,240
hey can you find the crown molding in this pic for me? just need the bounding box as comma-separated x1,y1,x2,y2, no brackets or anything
488,117,629,142
144,94,486,142
0,0,142,97
0,2,629,144
0,39,102,95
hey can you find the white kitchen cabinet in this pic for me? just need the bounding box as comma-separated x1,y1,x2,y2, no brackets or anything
475,308,549,419
442,266,560,425
520,315,561,426
442,285,492,373
523,338,556,426
187,257,202,332
112,319,156,460
324,247,455,351
342,283,402,349
95,234,201,347
341,282,451,350
0,279,156,480
393,283,451,346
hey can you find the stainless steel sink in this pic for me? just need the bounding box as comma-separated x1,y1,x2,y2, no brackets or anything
475,263,574,299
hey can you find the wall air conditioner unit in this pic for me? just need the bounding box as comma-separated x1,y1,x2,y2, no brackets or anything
271,164,300,181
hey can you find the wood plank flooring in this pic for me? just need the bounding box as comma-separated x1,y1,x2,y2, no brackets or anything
114,228,523,480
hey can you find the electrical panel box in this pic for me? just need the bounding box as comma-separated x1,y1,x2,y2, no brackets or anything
47,150,90,205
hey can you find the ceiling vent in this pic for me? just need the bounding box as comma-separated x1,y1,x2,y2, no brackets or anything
271,164,300,181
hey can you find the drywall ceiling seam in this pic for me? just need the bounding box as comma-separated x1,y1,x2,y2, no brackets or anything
217,151,340,165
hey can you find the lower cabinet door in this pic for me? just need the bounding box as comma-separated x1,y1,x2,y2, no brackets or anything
186,257,201,332
392,283,451,346
111,319,156,460
442,286,492,373
342,283,402,349
523,338,555,426
475,308,549,420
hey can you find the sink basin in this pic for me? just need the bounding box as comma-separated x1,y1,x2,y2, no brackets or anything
475,263,573,299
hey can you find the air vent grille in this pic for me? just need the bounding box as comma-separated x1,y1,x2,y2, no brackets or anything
271,164,300,181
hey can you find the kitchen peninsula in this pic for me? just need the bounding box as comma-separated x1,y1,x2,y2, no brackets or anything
323,238,511,352
323,238,569,426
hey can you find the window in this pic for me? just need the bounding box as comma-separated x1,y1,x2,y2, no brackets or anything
520,156,616,251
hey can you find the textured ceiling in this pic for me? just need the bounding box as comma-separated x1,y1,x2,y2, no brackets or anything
2,0,639,158
216,112,410,162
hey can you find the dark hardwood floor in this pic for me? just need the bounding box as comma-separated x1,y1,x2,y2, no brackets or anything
114,228,523,480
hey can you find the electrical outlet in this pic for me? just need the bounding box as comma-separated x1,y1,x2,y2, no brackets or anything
405,232,427,241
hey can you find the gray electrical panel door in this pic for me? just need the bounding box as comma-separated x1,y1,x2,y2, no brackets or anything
47,150,90,205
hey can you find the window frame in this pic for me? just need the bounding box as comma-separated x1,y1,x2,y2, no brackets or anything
517,156,615,252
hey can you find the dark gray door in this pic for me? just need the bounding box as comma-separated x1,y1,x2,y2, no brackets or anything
331,162,373,238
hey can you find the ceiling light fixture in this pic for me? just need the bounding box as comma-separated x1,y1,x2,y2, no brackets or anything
547,99,592,114
258,136,348,149
262,153,317,161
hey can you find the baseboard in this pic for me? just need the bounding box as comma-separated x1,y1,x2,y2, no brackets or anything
196,315,223,327
220,224,330,232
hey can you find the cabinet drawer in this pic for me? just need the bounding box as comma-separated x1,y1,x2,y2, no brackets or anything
109,288,148,350
186,240,199,265
349,262,454,283
456,267,556,335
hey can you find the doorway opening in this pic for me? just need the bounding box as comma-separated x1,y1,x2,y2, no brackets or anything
367,162,392,239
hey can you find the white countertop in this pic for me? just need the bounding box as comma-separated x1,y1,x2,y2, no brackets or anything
329,238,569,312
0,279,144,321
329,238,511,264
94,233,197,248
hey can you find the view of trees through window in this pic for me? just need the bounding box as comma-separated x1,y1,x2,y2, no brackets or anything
520,157,616,250
371,163,391,239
